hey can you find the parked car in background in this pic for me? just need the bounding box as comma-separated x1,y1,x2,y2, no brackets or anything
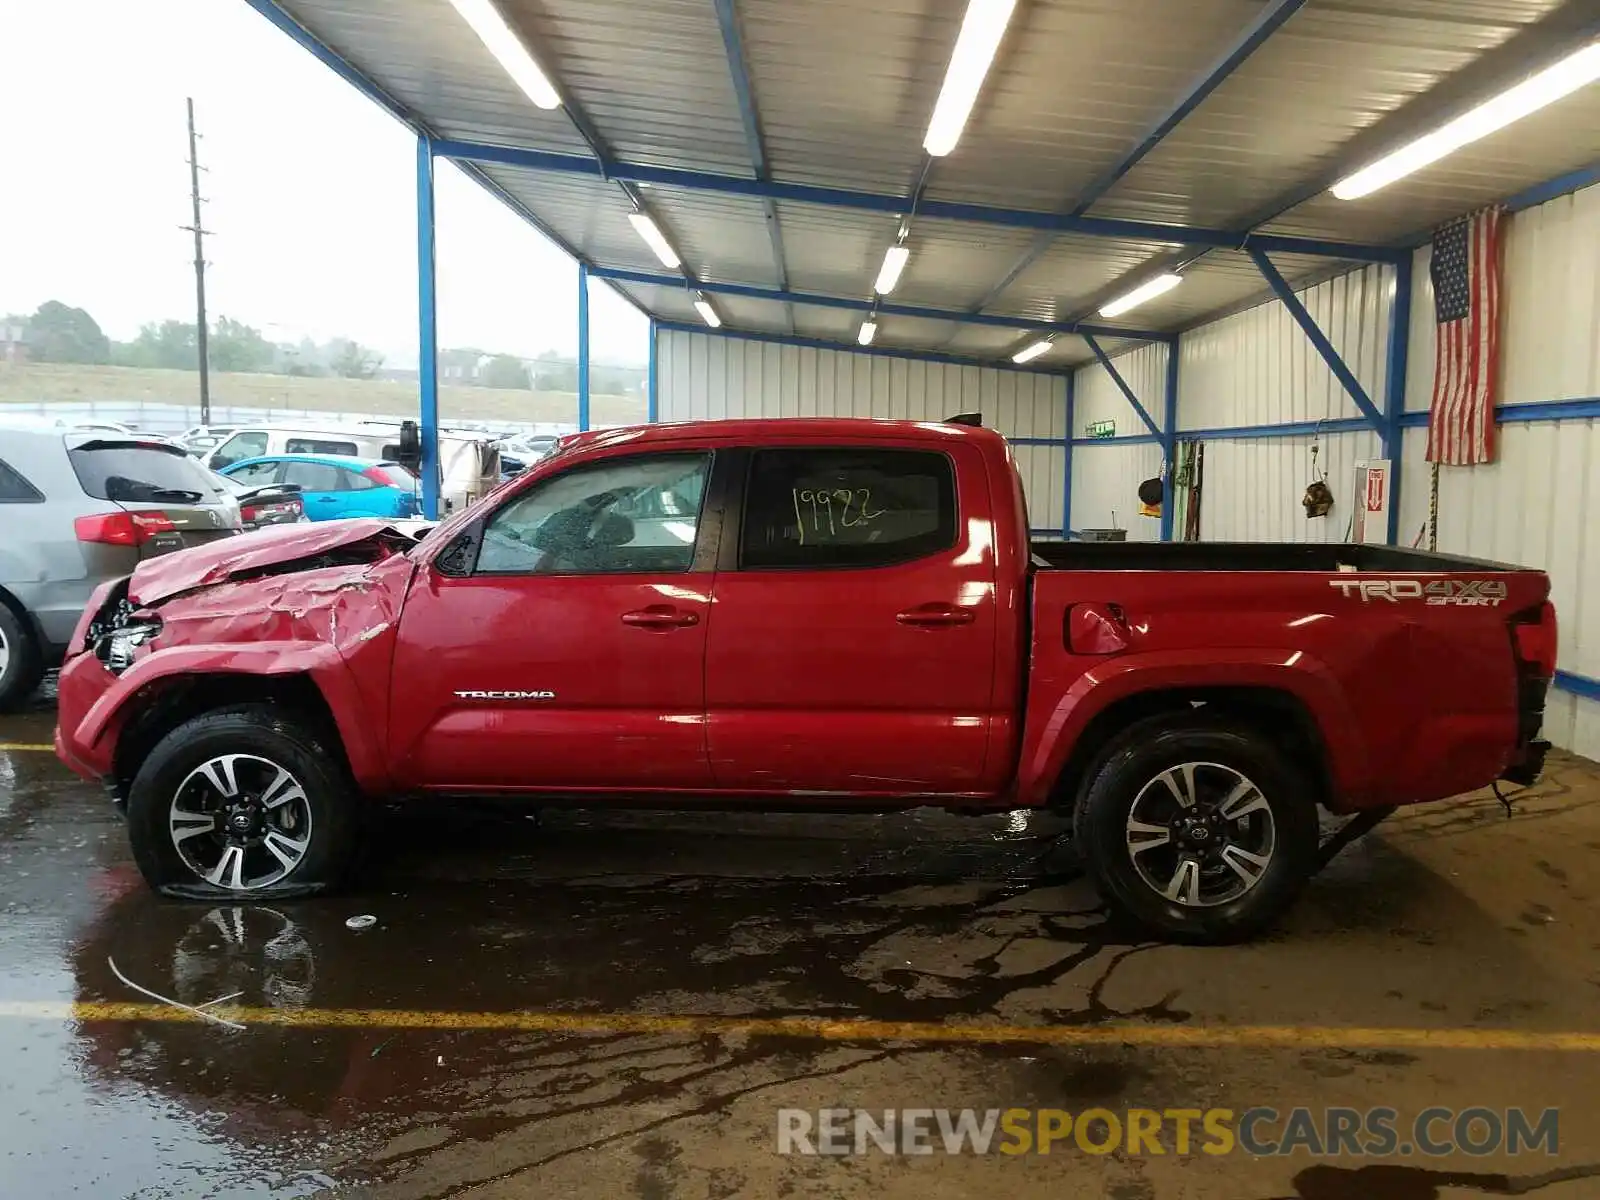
0,426,242,709
205,425,498,514
494,433,560,479
219,454,419,521
178,426,239,457
213,471,306,530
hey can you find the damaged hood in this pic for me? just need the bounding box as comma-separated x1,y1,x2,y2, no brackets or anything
126,519,418,607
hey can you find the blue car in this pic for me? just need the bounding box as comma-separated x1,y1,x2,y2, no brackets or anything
220,454,420,522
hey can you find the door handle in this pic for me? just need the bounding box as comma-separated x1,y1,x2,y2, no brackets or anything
315,496,336,503
621,605,700,630
896,604,976,628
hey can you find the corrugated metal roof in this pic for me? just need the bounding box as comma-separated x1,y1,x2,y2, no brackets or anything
1086,0,1569,228
262,0,1599,363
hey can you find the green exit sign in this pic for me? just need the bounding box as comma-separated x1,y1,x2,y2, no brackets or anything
1087,419,1116,439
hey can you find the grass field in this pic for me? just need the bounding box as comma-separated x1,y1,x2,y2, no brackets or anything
0,362,648,427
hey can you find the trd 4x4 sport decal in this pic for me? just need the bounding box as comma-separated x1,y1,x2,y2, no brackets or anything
1327,579,1507,606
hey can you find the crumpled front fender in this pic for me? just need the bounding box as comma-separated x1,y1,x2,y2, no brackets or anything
74,641,392,793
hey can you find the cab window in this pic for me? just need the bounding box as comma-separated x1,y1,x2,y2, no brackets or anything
476,453,711,575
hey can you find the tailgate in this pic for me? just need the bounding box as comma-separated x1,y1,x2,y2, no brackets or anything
65,437,242,557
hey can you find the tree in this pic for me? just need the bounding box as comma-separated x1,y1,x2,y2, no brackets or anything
483,354,531,389
328,338,384,380
532,359,578,392
115,320,198,370
27,300,110,364
209,316,274,373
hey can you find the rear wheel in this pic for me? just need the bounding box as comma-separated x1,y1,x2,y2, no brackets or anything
1074,715,1318,943
0,603,45,713
126,705,361,898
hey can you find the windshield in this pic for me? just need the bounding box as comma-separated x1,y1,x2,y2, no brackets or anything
68,440,228,504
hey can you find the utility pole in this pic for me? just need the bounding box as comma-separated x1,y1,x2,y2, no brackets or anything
182,97,212,424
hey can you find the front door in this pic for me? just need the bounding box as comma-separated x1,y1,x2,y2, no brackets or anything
390,450,718,791
705,444,998,794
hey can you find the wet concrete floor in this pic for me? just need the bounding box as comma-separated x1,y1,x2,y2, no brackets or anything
3,690,1600,1199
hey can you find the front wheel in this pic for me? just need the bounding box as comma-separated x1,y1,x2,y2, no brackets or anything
0,603,45,713
1074,715,1319,944
126,705,361,898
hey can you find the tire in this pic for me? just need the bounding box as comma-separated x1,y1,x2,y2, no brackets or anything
1074,714,1319,944
126,704,361,899
0,602,46,713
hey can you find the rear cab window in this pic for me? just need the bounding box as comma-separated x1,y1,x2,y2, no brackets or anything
0,458,44,503
67,440,226,503
739,448,957,569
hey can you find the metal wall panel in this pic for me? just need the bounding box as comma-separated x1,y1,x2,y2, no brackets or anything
1074,344,1170,434
1406,183,1600,411
1180,263,1394,430
1197,430,1383,544
1072,441,1165,542
657,330,1067,528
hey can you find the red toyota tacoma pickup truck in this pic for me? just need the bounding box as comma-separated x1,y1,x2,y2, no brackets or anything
55,417,1556,941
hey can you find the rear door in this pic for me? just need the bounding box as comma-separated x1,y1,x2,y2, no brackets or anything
278,458,350,519
704,442,999,794
66,438,242,556
389,448,721,791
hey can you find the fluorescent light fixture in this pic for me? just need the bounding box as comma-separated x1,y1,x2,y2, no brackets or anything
857,321,878,346
1011,339,1051,364
445,0,561,109
628,212,681,269
923,0,1017,156
1333,40,1600,199
1099,273,1183,318
693,296,722,328
874,245,910,295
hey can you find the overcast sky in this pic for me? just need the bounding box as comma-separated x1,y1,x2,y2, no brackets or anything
0,0,648,366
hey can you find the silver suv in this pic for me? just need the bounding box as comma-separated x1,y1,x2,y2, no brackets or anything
0,426,244,709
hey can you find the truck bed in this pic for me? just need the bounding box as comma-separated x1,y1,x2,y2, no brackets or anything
1030,540,1534,574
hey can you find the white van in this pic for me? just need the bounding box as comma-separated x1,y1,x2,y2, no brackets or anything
205,424,499,513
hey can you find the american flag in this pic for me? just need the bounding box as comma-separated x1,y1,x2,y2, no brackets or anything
1426,205,1505,465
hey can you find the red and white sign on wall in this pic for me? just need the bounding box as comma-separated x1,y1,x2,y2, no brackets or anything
1352,460,1391,544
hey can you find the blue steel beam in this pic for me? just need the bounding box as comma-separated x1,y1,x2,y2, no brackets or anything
1082,334,1162,438
577,263,591,431
589,265,1172,342
1504,159,1600,214
1382,255,1412,544
1062,368,1075,537
711,0,791,324
647,319,660,422
415,135,441,520
653,321,1071,377
434,139,1400,263
973,0,1312,312
1160,338,1180,542
1398,397,1600,427
1247,248,1385,431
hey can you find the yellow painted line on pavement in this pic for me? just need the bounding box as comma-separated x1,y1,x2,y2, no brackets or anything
0,1000,1597,1051
0,743,54,753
